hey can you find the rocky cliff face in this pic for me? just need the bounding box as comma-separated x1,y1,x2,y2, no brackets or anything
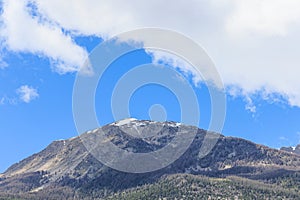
0,119,299,199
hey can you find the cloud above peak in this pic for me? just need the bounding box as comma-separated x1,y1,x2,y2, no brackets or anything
1,0,300,108
0,0,88,74
226,0,300,37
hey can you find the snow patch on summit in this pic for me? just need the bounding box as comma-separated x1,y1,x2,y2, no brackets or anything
114,118,137,126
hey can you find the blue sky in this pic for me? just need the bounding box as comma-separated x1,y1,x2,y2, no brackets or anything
1,0,300,172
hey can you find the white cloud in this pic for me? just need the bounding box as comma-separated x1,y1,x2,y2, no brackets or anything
1,0,300,108
148,50,204,86
0,0,91,74
16,85,39,103
226,0,300,37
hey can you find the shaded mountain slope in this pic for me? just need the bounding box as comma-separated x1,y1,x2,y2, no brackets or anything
0,119,299,199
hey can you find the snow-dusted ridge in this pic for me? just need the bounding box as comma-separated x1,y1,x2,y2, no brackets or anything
72,119,184,133
111,118,182,128
113,118,138,126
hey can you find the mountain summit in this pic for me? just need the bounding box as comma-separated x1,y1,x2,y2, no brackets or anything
0,120,299,199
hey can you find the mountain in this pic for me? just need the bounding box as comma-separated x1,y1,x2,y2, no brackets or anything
281,145,300,155
0,119,299,199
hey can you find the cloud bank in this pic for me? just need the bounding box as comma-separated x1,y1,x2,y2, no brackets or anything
1,0,300,108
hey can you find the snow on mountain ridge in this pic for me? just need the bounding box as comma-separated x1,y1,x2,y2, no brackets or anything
113,118,138,126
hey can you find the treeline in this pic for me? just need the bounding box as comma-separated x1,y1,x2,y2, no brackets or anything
106,174,300,200
0,173,299,199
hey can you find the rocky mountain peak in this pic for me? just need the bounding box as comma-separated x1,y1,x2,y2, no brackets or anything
0,120,299,199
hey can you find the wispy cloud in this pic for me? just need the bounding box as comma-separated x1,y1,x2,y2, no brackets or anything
227,86,257,114
0,97,4,105
297,132,300,144
0,58,8,69
244,96,256,114
279,136,288,141
278,132,300,147
0,95,17,105
16,85,39,103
